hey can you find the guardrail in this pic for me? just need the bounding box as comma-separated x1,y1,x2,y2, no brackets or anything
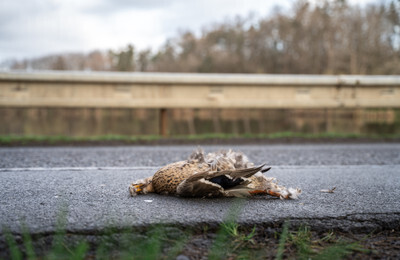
1,71,399,135
1,71,399,108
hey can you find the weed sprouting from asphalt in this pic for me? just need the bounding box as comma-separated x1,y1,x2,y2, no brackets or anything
283,225,371,260
208,199,267,259
208,198,248,259
20,222,36,260
288,225,314,259
275,221,290,260
3,227,22,260
314,241,370,260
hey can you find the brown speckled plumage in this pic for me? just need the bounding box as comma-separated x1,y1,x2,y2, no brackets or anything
129,149,301,199
152,160,204,195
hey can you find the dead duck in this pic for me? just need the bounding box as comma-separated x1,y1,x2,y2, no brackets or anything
129,149,301,199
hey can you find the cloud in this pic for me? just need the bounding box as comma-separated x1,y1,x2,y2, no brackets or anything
0,0,179,61
82,0,174,14
0,1,98,60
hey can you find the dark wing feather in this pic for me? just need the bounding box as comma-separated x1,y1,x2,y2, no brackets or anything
228,164,265,179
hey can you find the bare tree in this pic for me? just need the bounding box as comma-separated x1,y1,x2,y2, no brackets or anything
9,0,400,75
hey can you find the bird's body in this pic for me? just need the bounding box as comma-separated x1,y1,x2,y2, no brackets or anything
129,149,301,199
152,160,201,195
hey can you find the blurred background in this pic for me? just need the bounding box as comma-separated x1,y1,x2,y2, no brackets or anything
0,0,399,138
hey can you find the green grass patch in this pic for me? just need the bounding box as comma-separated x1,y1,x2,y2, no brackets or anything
283,225,370,260
1,220,373,260
0,134,162,145
1,131,399,146
2,223,370,260
175,131,400,140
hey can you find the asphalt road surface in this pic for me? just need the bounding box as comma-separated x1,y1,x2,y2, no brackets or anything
1,143,400,168
1,144,399,235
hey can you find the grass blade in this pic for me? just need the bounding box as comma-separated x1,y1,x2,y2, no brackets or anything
48,207,68,259
71,241,89,260
21,223,37,260
275,221,289,260
3,227,22,260
208,198,246,259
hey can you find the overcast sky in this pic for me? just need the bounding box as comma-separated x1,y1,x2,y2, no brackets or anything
0,0,378,63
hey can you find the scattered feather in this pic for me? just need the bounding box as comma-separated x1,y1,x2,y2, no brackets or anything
320,187,336,193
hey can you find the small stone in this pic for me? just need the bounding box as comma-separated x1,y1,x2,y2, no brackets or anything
176,255,190,260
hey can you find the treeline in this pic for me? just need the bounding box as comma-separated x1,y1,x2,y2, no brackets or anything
11,0,400,74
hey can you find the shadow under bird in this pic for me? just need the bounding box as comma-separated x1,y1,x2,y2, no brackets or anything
129,149,301,199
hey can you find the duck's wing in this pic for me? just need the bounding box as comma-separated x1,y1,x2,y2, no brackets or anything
176,165,264,197
228,164,266,179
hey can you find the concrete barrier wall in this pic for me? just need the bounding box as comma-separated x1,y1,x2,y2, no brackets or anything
1,71,399,109
1,107,397,136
